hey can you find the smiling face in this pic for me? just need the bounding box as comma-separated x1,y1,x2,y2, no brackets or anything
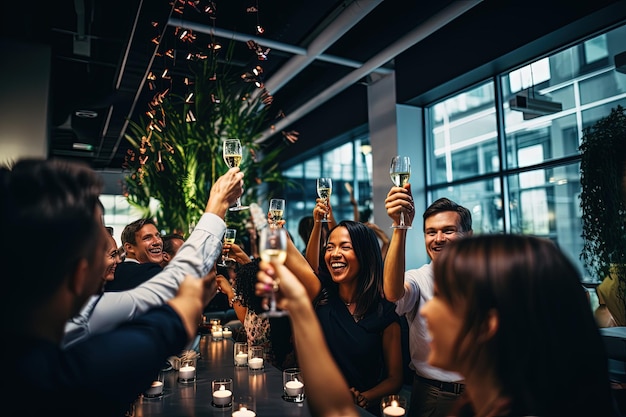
124,223,163,264
324,226,360,285
103,234,122,281
424,211,468,261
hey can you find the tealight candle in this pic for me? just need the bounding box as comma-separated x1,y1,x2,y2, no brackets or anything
212,326,223,339
212,385,233,406
232,407,256,417
382,402,406,417
284,379,304,396
144,380,164,397
235,351,248,366
178,365,196,381
247,357,263,370
222,327,233,338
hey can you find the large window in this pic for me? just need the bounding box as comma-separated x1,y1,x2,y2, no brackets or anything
425,23,626,281
281,129,373,252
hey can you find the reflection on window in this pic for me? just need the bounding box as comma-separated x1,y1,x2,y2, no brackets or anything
583,34,608,64
425,22,626,280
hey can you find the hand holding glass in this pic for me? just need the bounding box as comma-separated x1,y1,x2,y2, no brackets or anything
389,156,412,229
223,138,249,211
259,226,288,318
218,228,237,266
316,177,332,223
268,199,285,228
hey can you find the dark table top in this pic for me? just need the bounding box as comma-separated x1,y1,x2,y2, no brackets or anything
132,335,376,417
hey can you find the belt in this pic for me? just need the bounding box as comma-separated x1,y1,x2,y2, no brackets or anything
415,374,465,394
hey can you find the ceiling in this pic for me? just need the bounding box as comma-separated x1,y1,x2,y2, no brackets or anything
2,0,624,170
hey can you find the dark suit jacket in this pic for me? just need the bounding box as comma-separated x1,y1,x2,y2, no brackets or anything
105,260,163,292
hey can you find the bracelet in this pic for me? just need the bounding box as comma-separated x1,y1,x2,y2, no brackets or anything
230,293,241,307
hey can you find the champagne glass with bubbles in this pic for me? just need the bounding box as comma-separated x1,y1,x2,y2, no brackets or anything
390,156,412,229
316,178,332,223
218,228,237,266
223,138,249,211
259,226,288,318
268,199,285,228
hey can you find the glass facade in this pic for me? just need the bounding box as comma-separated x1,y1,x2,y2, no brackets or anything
281,132,373,252
426,23,626,280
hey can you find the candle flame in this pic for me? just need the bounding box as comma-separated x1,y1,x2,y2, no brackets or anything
391,400,398,407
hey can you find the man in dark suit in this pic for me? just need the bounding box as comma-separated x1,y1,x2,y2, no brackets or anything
105,218,163,291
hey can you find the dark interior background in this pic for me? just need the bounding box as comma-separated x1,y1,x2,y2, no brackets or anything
1,0,624,170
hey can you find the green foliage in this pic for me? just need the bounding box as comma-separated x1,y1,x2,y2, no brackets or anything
579,104,626,306
123,45,292,235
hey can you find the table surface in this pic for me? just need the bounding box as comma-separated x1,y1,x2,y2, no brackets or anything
132,335,376,417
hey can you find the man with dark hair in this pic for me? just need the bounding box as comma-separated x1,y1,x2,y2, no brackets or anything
160,233,186,268
63,166,245,348
1,158,218,417
105,218,163,291
384,188,473,417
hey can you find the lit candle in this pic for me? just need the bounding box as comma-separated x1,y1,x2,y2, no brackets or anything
212,385,233,405
232,407,256,417
212,327,223,339
222,328,233,338
144,380,164,397
284,379,304,396
179,365,196,380
247,357,263,370
382,403,406,417
235,351,248,366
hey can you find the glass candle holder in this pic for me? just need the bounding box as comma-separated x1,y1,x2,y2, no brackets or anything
282,367,305,402
380,394,407,417
143,370,165,398
232,395,256,417
222,326,233,339
233,342,248,367
247,346,264,371
178,357,197,383
212,378,233,408
212,325,224,341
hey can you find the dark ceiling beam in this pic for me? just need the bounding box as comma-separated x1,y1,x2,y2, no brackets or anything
255,0,484,144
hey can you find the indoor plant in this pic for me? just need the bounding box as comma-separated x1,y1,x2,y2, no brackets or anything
579,104,626,324
123,42,292,235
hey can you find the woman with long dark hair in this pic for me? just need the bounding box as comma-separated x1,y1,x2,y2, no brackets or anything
286,219,403,416
421,234,616,417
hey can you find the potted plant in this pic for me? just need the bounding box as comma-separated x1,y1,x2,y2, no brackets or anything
123,42,293,235
579,104,626,325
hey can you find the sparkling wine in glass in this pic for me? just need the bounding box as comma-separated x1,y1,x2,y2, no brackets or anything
316,177,332,223
223,138,249,211
390,156,412,230
217,228,237,266
259,227,288,318
268,199,285,228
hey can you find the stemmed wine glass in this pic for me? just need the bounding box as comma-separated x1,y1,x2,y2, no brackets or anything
316,177,332,223
217,228,237,266
223,138,249,211
268,199,285,228
258,226,288,318
389,156,412,230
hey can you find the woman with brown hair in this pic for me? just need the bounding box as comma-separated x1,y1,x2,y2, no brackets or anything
421,234,616,417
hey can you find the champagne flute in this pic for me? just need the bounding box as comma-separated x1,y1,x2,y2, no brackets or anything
217,228,237,266
258,227,288,318
316,177,332,223
390,156,412,230
223,138,249,211
268,199,285,228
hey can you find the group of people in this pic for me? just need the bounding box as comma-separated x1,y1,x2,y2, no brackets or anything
3,157,619,417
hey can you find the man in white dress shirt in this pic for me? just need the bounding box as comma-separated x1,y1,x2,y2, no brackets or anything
62,167,244,348
384,191,473,417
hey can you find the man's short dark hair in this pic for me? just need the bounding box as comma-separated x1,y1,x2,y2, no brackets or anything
162,233,185,256
423,197,473,233
121,218,158,245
